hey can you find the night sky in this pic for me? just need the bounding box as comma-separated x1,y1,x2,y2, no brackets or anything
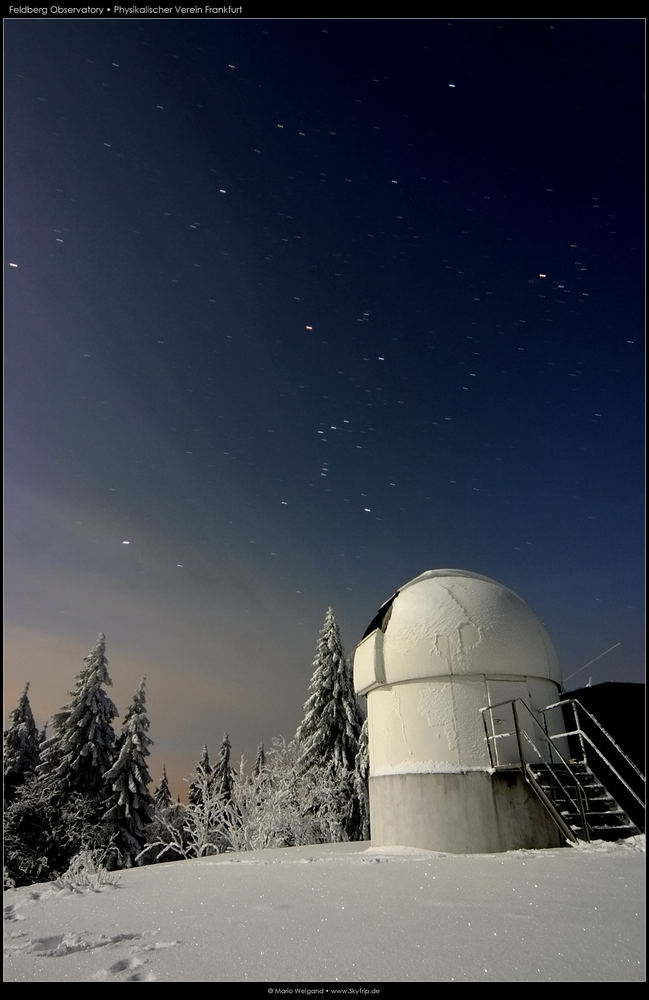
4,16,645,797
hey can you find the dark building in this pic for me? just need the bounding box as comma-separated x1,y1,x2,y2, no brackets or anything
561,682,645,830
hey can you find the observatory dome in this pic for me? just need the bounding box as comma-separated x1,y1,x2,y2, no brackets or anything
355,569,560,694
353,569,567,852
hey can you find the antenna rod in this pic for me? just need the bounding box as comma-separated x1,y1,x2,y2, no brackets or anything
563,641,622,683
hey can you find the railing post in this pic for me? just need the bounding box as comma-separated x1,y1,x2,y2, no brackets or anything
512,700,525,769
481,707,495,769
573,701,587,764
575,778,591,842
541,707,551,760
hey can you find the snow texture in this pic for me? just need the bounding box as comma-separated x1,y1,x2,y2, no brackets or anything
371,762,496,776
3,836,644,983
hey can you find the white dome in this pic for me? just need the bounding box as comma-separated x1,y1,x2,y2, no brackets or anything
355,569,561,692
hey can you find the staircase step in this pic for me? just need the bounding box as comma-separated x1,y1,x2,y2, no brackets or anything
526,758,641,842
590,822,638,830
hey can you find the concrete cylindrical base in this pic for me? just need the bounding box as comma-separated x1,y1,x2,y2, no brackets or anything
369,771,563,853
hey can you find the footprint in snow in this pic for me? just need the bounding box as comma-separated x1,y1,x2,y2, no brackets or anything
109,955,143,974
127,969,157,981
31,931,139,956
91,936,178,980
92,953,147,981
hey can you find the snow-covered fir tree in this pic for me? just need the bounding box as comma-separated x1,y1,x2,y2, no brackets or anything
253,742,266,780
212,733,236,850
296,609,362,775
187,745,212,807
250,742,268,808
3,683,41,804
5,638,121,885
37,633,118,812
154,766,174,812
102,678,155,867
295,608,364,840
213,733,235,801
353,716,370,841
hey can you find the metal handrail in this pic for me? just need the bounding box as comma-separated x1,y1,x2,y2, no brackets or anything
542,698,646,782
539,698,645,822
480,698,591,840
514,700,592,839
524,765,579,844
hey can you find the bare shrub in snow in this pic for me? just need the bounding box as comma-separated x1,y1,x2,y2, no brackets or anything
224,738,353,850
138,737,353,862
137,768,227,864
54,849,121,891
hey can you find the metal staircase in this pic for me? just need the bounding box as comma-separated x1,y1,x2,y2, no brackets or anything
526,761,640,842
480,696,645,845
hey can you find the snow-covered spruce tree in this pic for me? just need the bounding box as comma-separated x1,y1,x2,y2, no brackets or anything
154,765,174,812
7,634,120,882
295,608,364,841
212,733,236,850
213,733,235,801
253,742,266,780
187,745,212,807
102,678,155,868
3,682,41,805
353,716,370,841
251,742,268,808
37,633,118,814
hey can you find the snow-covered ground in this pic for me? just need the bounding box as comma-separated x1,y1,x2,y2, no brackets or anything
4,837,645,983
